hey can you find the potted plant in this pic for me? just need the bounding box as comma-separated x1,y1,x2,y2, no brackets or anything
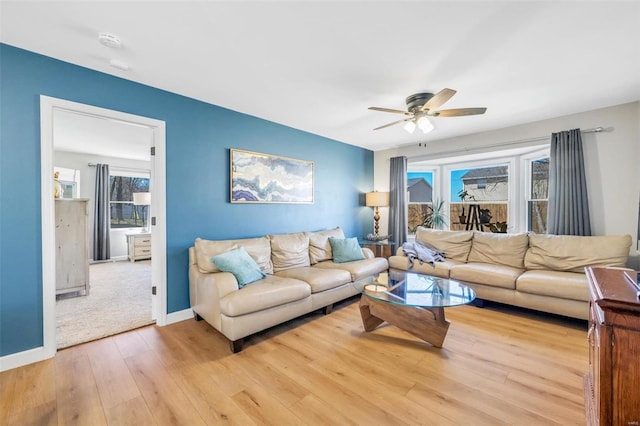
423,198,449,230
488,221,508,233
457,189,476,224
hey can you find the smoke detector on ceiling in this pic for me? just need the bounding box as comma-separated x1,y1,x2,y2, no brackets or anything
98,32,122,48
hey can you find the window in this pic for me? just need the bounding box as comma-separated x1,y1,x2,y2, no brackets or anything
449,163,510,232
110,175,150,228
407,171,434,233
54,166,80,198
526,157,549,233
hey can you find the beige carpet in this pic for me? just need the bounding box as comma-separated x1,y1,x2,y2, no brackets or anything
56,260,154,349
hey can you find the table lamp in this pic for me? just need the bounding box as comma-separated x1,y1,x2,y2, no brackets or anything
133,192,151,232
365,191,389,238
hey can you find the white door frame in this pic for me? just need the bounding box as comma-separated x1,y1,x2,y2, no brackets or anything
40,95,167,359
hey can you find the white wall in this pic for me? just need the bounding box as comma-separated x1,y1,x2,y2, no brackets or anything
374,101,640,252
53,150,151,260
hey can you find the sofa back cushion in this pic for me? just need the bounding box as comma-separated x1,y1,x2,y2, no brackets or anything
467,231,529,269
308,227,345,264
269,232,311,272
415,227,474,262
525,234,632,273
194,236,273,274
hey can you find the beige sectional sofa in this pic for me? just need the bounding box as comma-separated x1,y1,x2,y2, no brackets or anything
189,227,389,352
389,227,632,320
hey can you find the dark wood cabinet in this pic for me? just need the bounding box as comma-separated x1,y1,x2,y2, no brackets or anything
584,267,640,426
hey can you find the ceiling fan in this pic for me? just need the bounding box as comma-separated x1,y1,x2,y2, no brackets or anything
369,88,487,134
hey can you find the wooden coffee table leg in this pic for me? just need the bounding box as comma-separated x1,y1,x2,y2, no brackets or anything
359,296,384,331
359,295,450,348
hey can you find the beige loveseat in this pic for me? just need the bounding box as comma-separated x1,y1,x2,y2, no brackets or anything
189,228,389,352
389,227,632,320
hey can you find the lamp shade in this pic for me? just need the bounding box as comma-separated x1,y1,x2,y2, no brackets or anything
133,192,151,206
365,191,389,207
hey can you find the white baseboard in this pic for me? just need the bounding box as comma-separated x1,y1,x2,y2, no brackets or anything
165,308,194,325
0,346,52,372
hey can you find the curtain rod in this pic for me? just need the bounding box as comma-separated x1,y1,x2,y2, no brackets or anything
88,162,150,173
409,126,606,161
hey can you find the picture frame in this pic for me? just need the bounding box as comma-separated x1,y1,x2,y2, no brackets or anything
230,149,314,204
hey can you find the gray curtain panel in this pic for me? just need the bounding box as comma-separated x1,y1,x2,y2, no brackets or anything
547,128,592,236
388,156,408,246
93,163,111,260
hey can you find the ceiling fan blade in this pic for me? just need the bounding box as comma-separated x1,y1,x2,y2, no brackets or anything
421,88,457,111
373,118,411,130
434,107,487,117
368,106,411,115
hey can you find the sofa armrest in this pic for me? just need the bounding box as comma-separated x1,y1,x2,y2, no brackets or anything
189,246,240,329
362,247,375,259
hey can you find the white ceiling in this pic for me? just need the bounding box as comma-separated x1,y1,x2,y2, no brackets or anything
2,1,639,152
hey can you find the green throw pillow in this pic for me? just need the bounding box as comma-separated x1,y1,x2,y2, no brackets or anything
329,237,366,263
211,246,265,288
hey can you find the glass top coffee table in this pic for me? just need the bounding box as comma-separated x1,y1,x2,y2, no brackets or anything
359,269,476,348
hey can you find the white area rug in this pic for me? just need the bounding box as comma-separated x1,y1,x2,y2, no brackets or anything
56,260,154,349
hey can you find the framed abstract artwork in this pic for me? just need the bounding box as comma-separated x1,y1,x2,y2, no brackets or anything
230,149,314,203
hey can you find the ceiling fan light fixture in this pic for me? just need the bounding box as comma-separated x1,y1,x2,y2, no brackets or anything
417,116,434,134
404,120,416,134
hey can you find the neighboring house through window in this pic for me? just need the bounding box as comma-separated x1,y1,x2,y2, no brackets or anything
407,171,434,234
408,145,549,234
450,163,510,232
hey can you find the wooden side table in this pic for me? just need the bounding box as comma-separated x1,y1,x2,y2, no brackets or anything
360,240,396,259
126,232,152,262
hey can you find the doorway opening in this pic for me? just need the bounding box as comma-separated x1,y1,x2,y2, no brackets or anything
40,96,167,357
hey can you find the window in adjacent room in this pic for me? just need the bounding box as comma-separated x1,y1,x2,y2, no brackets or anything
54,166,80,198
109,173,150,229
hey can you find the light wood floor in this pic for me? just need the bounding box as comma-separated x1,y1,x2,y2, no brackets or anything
0,298,588,425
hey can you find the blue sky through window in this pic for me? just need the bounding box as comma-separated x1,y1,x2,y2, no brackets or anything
450,169,469,200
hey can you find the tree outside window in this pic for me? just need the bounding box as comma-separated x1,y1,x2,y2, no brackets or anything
528,158,549,233
109,175,150,228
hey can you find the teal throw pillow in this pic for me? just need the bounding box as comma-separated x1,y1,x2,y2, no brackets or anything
329,237,366,263
211,246,266,288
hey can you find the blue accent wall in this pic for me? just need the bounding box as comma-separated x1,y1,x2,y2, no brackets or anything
0,43,374,357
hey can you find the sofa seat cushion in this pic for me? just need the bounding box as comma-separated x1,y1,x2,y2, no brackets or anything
450,263,523,289
467,232,528,269
275,267,351,293
415,227,474,262
269,232,311,272
389,252,461,279
313,257,388,281
516,270,589,302
525,234,632,273
219,275,311,317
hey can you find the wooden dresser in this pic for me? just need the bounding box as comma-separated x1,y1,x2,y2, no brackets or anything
584,267,640,425
55,198,90,296
127,232,152,262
